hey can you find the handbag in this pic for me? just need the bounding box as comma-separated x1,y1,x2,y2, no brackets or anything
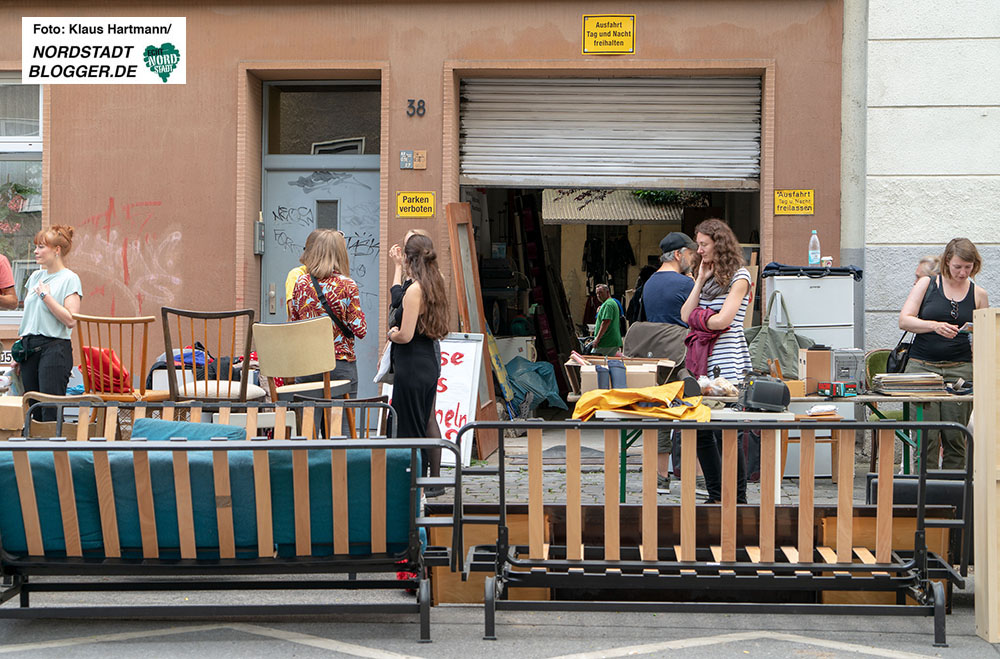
744,290,816,379
886,331,912,373
310,275,355,340
374,341,394,385
11,339,39,364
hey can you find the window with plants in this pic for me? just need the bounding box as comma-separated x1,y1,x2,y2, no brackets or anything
0,80,42,311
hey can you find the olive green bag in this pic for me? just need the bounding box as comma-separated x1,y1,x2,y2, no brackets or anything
744,290,815,379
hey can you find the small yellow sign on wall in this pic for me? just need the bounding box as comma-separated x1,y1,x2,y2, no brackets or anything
582,15,635,54
396,191,435,218
774,189,815,215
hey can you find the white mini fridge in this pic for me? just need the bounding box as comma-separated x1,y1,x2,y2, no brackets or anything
765,273,859,477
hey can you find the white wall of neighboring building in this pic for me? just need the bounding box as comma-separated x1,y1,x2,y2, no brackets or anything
864,0,1000,350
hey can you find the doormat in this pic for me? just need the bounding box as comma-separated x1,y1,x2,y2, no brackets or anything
509,444,642,465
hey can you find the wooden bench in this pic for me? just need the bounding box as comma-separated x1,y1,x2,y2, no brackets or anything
460,418,971,647
0,400,462,642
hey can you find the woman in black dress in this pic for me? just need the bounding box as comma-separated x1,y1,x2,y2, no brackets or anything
387,232,449,478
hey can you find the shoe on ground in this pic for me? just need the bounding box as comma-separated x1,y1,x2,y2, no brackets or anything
424,486,446,497
657,474,671,493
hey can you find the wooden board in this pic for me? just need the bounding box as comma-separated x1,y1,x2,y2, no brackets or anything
758,429,777,562
973,308,1000,640
248,407,274,558
836,427,854,562
331,448,349,554
680,429,697,561
446,201,499,459
52,449,82,557
12,451,44,556
721,429,737,562
603,429,619,561
370,446,387,554
212,449,235,559
820,516,949,604
565,428,582,560
293,447,311,556
876,428,895,563
528,428,544,559
429,514,549,604
641,428,657,561
172,450,197,559
133,448,159,558
92,448,120,558
798,429,816,563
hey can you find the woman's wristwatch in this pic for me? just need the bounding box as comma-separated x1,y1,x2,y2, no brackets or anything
38,291,46,300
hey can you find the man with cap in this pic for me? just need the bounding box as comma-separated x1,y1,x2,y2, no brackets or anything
642,232,696,325
638,232,696,493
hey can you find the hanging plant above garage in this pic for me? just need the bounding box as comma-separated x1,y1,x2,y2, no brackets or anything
632,190,710,207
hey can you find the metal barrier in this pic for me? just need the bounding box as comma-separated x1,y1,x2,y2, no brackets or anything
458,418,972,646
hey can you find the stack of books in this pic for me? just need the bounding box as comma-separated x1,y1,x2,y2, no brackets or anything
872,372,947,395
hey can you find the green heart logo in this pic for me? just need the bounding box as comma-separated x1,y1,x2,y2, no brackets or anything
143,43,181,83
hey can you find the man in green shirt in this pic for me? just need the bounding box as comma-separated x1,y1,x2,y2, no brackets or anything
588,284,622,356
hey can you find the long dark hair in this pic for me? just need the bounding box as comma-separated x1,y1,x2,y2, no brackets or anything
404,233,449,339
692,218,744,293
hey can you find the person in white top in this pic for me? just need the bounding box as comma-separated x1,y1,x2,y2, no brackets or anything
17,225,83,421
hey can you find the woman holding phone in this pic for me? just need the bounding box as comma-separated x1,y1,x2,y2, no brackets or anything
899,237,988,469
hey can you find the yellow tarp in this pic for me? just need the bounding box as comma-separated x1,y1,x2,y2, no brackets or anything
571,381,711,422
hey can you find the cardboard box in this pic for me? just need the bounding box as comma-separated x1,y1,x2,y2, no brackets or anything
798,348,866,394
798,349,832,394
566,357,676,395
783,379,806,398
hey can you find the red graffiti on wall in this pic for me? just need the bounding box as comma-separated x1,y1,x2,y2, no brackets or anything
76,197,179,315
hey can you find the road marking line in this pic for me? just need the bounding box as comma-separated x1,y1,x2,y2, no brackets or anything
0,624,226,654
230,623,425,659
546,630,936,659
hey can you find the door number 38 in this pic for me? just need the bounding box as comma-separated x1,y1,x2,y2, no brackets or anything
406,99,426,117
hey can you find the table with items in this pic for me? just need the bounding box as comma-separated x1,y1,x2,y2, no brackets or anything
594,392,969,502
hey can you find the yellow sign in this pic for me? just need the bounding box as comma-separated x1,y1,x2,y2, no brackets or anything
582,14,635,55
774,189,815,215
396,191,435,218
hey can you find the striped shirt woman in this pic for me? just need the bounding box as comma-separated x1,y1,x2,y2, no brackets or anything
701,268,752,382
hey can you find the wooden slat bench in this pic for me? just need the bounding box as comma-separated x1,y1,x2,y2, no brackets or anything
0,400,462,642
460,419,971,646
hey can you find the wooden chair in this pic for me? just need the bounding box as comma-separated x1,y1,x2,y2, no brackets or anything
73,314,171,403
20,392,106,439
253,316,355,437
160,307,265,402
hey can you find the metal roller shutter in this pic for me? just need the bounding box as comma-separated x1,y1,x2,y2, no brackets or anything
459,77,761,190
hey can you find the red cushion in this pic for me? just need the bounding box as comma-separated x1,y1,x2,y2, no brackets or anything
80,346,132,394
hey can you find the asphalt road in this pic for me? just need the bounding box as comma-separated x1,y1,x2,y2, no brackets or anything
0,576,993,658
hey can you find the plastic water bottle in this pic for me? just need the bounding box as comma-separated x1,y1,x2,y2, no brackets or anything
808,230,821,265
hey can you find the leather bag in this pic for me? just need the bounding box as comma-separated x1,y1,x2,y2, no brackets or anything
744,290,815,379
886,331,912,373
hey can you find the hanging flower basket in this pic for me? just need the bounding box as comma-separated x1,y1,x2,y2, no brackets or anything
6,195,25,213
